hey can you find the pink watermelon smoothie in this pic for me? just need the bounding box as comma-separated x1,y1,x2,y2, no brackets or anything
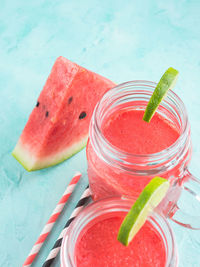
87,108,182,200
75,213,166,267
102,109,179,154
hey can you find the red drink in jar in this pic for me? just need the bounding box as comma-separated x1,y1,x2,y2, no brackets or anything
87,81,191,200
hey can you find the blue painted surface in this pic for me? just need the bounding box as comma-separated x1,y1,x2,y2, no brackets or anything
0,1,200,266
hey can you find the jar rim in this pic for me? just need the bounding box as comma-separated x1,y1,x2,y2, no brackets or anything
90,80,190,172
61,197,177,267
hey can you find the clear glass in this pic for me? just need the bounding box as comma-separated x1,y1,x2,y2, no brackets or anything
60,198,178,267
87,81,200,229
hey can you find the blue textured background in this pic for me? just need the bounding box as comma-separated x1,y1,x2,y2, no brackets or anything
1,1,200,266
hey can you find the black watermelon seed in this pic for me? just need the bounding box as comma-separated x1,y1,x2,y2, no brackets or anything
36,101,40,107
68,97,73,104
79,111,86,119
45,111,49,117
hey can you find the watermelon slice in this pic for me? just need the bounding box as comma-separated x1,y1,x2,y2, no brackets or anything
12,56,115,171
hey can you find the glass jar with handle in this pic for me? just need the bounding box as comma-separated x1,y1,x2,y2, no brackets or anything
60,197,178,267
86,81,200,229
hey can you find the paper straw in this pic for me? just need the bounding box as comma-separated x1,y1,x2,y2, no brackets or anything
23,172,82,267
42,185,91,267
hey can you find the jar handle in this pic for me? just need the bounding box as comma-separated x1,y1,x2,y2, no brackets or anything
158,170,200,229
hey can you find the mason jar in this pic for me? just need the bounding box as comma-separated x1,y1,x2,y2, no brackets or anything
87,81,192,200
60,197,178,267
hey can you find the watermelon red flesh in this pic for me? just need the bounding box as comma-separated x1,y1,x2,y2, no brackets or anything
12,56,115,171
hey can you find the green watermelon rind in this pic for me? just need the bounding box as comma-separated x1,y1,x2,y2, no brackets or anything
12,135,88,171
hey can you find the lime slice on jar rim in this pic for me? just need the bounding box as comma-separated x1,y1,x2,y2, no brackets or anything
117,176,170,246
143,67,179,122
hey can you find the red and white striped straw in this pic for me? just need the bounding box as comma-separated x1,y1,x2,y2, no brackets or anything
23,172,81,267
42,185,91,267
